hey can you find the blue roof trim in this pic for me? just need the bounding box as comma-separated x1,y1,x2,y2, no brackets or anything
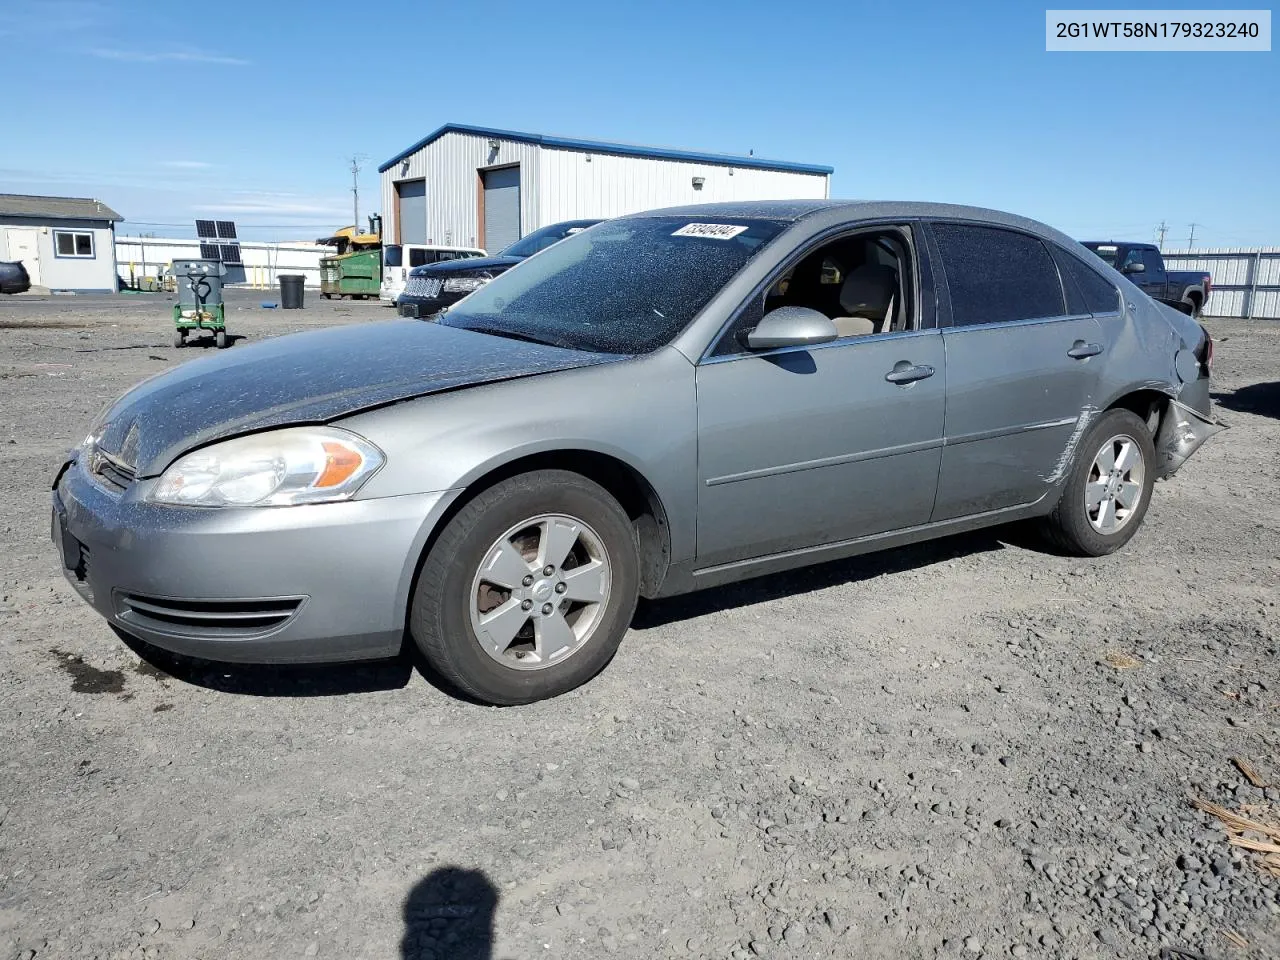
378,123,834,176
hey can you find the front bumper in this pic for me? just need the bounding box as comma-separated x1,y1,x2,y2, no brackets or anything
52,457,449,663
397,291,467,319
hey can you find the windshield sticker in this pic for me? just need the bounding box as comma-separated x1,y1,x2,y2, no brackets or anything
672,223,749,240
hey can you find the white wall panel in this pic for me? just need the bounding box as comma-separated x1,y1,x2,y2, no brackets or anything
537,149,829,223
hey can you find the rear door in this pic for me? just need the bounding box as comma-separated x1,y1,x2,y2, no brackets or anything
928,221,1104,521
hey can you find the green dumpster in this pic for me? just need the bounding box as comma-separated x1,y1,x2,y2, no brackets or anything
320,249,381,299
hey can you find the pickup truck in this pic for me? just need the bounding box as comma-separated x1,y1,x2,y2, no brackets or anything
1081,241,1211,318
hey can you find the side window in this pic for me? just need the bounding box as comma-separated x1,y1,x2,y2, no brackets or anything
931,223,1065,326
408,249,436,267
1142,248,1163,274
1053,247,1121,315
1120,247,1144,271
710,227,917,357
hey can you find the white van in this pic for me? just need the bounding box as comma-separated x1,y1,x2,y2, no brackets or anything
380,244,485,303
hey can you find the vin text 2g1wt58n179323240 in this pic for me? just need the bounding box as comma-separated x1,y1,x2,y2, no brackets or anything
52,201,1224,705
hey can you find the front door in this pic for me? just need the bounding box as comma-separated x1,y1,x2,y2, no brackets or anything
928,221,1104,520
695,330,946,569
5,229,41,286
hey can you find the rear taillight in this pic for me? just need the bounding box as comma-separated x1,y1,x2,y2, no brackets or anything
1204,275,1212,296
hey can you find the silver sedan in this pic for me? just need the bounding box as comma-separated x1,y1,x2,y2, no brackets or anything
52,201,1223,704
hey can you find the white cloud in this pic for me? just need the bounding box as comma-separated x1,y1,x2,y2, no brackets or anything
91,48,249,66
196,193,349,219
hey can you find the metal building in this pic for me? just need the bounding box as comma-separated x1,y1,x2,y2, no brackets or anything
378,123,833,253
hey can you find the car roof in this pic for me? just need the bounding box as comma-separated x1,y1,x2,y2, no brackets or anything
623,200,1081,250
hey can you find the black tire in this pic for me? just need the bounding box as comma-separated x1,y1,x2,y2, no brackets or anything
1040,408,1156,556
410,470,639,705
215,330,228,349
173,329,185,348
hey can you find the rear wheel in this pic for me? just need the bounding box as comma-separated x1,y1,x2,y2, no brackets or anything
173,329,186,348
410,470,639,705
215,329,228,349
1040,408,1155,556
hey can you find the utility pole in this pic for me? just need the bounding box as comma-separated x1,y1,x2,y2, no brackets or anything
349,155,366,232
1187,223,1198,250
1156,221,1168,250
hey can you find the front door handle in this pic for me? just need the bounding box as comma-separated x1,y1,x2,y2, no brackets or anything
884,361,935,385
1068,340,1104,359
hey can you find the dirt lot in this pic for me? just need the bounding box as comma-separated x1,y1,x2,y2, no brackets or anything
0,290,1276,960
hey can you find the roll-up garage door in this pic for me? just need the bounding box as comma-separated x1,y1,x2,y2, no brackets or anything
397,179,427,244
482,166,520,254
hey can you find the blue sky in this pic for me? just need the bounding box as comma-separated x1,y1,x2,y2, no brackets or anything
2,0,1275,246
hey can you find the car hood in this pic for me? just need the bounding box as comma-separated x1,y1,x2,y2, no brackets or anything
412,255,522,277
91,319,620,476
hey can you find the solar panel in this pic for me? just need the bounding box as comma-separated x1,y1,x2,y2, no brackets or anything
199,243,221,260
195,219,217,238
219,243,242,264
215,220,237,239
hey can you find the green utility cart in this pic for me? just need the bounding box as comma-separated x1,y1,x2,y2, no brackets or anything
171,258,229,348
320,248,381,299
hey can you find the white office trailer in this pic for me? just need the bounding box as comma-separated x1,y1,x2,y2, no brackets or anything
379,124,833,252
1,194,122,293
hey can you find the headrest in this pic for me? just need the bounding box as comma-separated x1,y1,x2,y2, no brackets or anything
839,264,897,318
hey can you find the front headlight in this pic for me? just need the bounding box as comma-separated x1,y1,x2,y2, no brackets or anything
443,277,488,294
150,427,384,507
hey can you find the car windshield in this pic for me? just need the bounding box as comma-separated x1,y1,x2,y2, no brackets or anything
500,222,598,258
439,216,788,353
1084,243,1119,268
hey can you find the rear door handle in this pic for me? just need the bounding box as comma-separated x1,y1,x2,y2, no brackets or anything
884,361,935,385
1068,341,1104,359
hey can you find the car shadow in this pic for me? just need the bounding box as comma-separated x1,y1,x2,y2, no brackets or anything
401,867,498,960
114,627,413,697
1213,382,1280,420
632,526,1014,630
116,525,1032,700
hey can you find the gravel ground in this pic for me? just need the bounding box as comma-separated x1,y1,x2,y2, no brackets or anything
1,290,1277,960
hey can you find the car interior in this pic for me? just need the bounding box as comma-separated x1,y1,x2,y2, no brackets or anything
762,229,915,338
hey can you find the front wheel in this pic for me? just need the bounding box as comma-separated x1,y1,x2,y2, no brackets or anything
215,329,228,349
1040,408,1155,556
410,470,639,705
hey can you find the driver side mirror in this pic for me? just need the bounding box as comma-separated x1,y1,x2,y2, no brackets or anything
1123,261,1146,274
745,306,838,351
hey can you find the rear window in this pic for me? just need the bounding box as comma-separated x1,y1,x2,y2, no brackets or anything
1054,247,1121,315
1085,244,1120,268
932,223,1066,326
383,245,403,268
408,248,435,268
441,217,787,354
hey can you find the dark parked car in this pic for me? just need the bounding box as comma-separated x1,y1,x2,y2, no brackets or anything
0,260,31,294
397,219,601,318
1082,242,1211,317
53,201,1223,705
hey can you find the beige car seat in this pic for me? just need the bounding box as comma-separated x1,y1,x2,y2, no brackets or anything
831,264,897,337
